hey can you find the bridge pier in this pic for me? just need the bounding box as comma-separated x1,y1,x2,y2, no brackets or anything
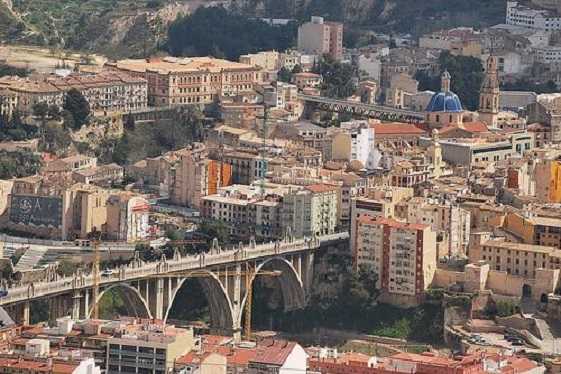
72,290,82,320
22,301,30,326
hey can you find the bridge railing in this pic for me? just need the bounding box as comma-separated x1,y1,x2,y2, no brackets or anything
0,232,349,305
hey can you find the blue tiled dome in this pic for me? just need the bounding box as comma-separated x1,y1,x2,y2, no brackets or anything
425,91,463,113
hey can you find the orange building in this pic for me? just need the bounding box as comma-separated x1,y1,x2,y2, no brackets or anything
208,161,232,196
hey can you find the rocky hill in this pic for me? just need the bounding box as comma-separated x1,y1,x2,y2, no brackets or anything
238,0,507,35
0,0,507,58
0,0,204,58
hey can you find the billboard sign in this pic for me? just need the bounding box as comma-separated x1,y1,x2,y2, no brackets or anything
10,195,63,228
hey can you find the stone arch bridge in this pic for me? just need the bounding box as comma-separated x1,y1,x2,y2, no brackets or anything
0,232,348,337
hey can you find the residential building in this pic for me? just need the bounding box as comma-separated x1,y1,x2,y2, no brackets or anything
403,198,471,257
282,184,339,238
239,50,280,82
106,323,194,374
72,164,124,187
438,133,534,166
371,122,427,147
247,340,306,374
331,120,379,169
0,88,18,118
506,1,561,31
202,184,287,241
170,144,231,210
297,16,343,61
220,102,264,129
105,57,260,106
470,237,554,278
534,158,561,203
0,72,147,114
0,357,100,374
292,72,322,93
105,193,150,242
354,216,437,305
222,150,267,185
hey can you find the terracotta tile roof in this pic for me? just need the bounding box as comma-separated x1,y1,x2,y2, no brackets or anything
305,184,338,193
251,340,296,366
357,215,428,231
371,122,427,135
440,121,489,134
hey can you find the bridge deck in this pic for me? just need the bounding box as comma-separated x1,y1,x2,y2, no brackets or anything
0,232,349,306
299,94,425,120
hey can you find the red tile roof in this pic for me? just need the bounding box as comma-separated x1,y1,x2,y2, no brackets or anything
371,122,426,135
251,340,296,366
357,215,428,231
306,184,338,193
440,122,489,134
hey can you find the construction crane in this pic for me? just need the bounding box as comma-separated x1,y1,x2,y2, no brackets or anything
88,230,102,320
153,267,281,340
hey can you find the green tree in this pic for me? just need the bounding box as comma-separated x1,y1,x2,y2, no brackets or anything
168,6,297,60
32,102,49,119
277,67,292,83
316,55,356,98
47,105,61,120
198,219,230,245
42,122,71,154
63,88,90,129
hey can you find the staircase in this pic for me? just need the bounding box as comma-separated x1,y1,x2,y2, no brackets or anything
13,246,49,272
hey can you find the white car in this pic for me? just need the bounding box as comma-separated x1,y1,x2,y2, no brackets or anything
101,269,114,277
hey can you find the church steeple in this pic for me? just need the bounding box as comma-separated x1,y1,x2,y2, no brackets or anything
479,55,500,128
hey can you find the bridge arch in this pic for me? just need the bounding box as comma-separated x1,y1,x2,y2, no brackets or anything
89,283,152,319
164,270,234,331
238,257,305,327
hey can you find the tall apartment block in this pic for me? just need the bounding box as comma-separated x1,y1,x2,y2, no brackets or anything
297,16,343,61
354,216,437,305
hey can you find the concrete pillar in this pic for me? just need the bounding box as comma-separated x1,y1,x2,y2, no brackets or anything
149,278,165,320
72,291,81,320
231,264,242,341
22,301,30,326
83,289,90,319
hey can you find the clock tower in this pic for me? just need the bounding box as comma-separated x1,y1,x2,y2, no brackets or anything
479,55,500,128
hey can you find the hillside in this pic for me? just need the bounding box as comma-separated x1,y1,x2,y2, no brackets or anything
238,0,507,35
0,0,508,58
0,0,202,58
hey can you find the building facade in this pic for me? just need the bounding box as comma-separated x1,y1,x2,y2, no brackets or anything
354,216,437,305
297,17,343,61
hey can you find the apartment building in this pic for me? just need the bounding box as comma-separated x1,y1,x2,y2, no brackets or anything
5,177,149,241
438,133,534,166
282,184,339,238
222,150,268,185
297,16,343,61
534,158,561,203
470,238,554,279
403,198,471,257
72,164,124,187
0,88,18,118
105,57,260,106
331,120,379,169
506,1,561,31
0,72,147,114
170,144,231,210
201,184,287,241
106,324,194,374
354,216,437,304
